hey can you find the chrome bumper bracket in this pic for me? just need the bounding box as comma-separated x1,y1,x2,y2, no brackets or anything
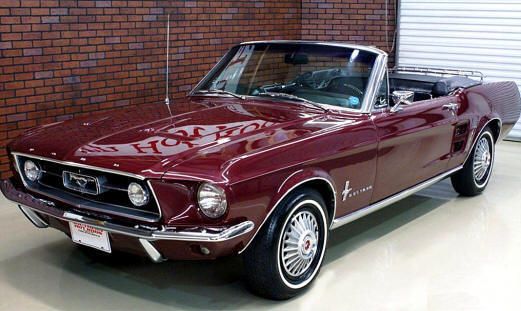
139,239,166,263
19,205,48,228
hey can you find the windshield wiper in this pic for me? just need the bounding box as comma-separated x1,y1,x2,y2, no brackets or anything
193,89,245,100
255,92,327,112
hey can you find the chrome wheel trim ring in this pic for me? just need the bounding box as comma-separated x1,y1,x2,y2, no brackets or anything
473,137,490,181
280,210,319,277
473,131,494,188
276,199,328,290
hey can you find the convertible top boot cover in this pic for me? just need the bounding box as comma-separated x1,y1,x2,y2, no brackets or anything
432,76,482,97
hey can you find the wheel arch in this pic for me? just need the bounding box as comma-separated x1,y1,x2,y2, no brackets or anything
272,170,337,224
238,171,337,254
463,117,501,165
487,118,501,142
289,179,336,224
475,117,502,144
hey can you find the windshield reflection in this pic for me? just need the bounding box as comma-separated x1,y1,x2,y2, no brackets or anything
194,43,377,110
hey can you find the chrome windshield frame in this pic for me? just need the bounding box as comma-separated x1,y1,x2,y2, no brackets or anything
189,40,389,115
362,53,389,114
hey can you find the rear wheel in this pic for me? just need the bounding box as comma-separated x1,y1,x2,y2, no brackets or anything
242,188,328,300
451,127,495,196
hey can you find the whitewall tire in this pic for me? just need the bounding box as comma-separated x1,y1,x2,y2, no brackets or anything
242,188,328,300
451,127,495,196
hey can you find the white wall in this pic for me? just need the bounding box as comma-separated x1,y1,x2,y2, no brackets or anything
397,0,521,140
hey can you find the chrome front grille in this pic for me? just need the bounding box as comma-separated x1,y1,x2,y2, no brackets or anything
14,154,161,222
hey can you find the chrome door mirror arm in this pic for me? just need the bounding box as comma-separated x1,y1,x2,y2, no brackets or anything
390,90,414,113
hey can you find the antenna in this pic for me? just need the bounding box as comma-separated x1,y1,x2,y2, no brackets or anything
164,14,171,106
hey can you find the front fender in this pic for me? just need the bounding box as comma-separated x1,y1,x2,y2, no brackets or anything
229,167,336,254
270,168,336,220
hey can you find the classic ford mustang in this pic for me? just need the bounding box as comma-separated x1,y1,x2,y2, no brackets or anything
1,41,520,299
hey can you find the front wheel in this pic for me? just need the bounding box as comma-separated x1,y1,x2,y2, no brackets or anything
242,188,329,300
451,127,495,196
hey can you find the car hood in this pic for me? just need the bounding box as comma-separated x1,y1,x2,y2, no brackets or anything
10,97,338,180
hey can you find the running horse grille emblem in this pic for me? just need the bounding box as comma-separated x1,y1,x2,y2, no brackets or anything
71,175,89,188
62,171,101,195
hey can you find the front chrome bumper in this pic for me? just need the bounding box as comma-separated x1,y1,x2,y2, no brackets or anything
1,179,254,262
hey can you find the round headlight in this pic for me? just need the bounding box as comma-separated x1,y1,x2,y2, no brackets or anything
197,183,228,218
24,160,40,182
128,182,149,207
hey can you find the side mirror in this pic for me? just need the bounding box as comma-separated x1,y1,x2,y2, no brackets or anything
390,90,414,113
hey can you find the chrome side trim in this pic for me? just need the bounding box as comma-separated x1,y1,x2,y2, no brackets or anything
139,239,166,263
238,176,336,254
18,205,48,228
12,152,146,180
462,118,502,165
330,165,463,229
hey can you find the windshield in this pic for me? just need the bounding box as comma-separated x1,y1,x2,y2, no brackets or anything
194,43,378,110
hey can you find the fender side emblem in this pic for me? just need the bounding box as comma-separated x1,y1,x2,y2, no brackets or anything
342,181,352,201
342,180,373,201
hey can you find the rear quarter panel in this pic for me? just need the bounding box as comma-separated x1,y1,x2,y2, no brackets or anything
449,81,521,168
466,81,521,139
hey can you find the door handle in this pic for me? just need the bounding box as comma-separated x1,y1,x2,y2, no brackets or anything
442,103,459,112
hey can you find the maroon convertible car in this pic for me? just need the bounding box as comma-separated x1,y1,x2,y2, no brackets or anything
2,41,520,299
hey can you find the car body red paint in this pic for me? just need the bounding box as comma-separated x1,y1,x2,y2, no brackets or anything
2,41,520,263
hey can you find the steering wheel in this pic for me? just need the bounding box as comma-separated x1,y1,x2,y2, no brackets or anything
324,77,364,98
295,72,320,89
251,82,298,96
344,83,364,97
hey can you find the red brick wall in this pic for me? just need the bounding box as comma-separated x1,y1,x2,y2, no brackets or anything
0,0,396,178
301,0,396,63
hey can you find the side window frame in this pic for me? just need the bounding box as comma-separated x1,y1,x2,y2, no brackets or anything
373,70,389,110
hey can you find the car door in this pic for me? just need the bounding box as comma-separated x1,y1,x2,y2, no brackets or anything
371,94,459,202
329,111,379,217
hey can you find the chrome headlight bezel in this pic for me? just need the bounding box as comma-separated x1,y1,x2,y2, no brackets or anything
23,159,41,182
197,183,228,219
128,182,150,207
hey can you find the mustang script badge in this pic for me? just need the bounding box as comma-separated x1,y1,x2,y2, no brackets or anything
342,180,373,201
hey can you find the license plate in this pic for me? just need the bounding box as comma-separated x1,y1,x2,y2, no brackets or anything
69,222,111,253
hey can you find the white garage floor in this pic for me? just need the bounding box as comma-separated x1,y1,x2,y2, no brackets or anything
0,142,520,311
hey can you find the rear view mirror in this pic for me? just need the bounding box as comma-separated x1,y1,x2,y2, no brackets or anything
284,53,309,65
390,90,414,113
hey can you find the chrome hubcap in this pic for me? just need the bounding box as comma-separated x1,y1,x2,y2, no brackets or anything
474,137,491,182
281,211,319,277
